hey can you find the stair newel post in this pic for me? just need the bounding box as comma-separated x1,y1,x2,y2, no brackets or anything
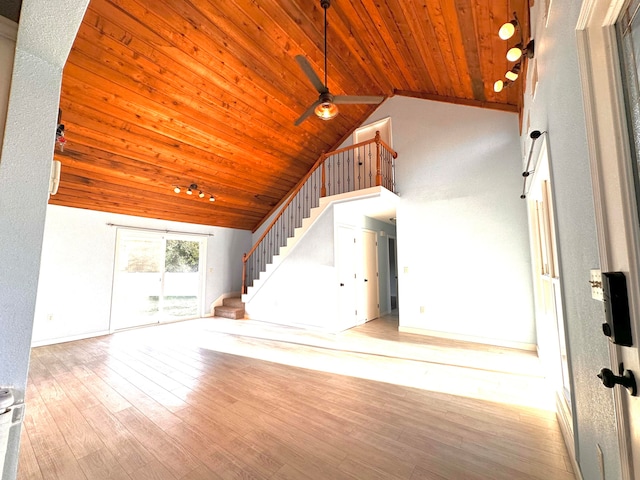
242,253,247,294
375,130,382,187
321,152,327,197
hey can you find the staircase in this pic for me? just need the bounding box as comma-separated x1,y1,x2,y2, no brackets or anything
213,297,245,319
243,131,397,294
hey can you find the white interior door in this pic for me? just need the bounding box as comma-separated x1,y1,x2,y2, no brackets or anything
578,1,640,477
337,226,358,329
361,229,380,322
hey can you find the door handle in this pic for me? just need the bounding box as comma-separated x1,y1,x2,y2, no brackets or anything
340,283,344,286
598,365,638,396
364,279,368,282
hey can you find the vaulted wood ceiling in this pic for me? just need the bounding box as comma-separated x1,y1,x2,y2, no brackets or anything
52,0,528,231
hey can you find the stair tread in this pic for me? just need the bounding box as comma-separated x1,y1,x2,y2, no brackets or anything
214,304,245,320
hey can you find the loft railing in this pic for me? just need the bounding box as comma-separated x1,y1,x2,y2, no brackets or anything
242,131,397,293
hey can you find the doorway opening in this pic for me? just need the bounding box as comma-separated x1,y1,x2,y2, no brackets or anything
110,229,205,331
388,236,398,311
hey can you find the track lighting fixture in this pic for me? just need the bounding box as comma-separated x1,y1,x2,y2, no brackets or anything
172,183,216,203
494,12,534,94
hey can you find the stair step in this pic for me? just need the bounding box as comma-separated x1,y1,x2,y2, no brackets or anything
214,305,245,319
223,297,244,308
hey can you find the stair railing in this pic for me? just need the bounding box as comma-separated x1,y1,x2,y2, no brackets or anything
242,131,397,293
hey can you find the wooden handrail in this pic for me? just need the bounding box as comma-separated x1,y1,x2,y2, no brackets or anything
242,132,398,293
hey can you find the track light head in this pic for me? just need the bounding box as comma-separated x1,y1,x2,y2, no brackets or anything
499,20,518,40
493,79,513,93
505,63,521,81
498,13,519,40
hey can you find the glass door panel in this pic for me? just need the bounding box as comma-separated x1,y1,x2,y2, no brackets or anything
111,231,164,330
111,231,204,330
162,238,201,321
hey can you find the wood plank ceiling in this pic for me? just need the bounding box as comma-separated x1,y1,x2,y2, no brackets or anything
52,0,529,231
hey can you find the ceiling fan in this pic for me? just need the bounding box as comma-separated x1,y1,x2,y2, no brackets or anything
294,0,384,126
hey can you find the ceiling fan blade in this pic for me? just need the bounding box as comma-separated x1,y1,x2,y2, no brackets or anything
294,100,322,126
333,95,385,105
295,55,327,94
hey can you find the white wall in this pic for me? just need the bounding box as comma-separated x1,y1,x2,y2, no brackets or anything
355,96,535,347
32,205,251,345
246,207,338,329
0,2,89,479
521,2,622,479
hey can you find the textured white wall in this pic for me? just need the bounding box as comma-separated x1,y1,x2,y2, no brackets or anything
0,17,16,155
521,2,622,479
246,207,339,329
33,205,251,344
0,2,89,479
355,96,535,346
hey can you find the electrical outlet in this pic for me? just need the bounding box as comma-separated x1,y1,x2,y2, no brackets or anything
404,266,409,274
47,313,53,321
596,444,605,480
420,306,425,314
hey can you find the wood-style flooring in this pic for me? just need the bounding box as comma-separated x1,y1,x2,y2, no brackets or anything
18,314,575,480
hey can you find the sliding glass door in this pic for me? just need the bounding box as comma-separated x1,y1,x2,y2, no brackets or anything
111,229,204,330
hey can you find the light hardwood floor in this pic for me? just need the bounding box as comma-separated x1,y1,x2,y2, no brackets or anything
18,314,575,480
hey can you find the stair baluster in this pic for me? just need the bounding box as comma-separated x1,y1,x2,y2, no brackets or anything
242,132,398,293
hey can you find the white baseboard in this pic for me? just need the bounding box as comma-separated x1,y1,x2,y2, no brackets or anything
31,330,110,348
398,326,537,351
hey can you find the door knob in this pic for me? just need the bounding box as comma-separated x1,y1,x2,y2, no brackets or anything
339,283,344,286
364,279,368,282
597,367,637,396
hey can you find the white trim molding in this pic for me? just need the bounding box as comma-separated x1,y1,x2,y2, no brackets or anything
576,1,638,478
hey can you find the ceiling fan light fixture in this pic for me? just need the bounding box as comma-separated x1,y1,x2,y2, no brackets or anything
493,80,505,93
198,191,205,198
315,101,339,120
209,195,215,202
173,186,181,194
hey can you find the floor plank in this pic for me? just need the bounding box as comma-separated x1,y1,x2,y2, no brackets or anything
18,314,574,480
